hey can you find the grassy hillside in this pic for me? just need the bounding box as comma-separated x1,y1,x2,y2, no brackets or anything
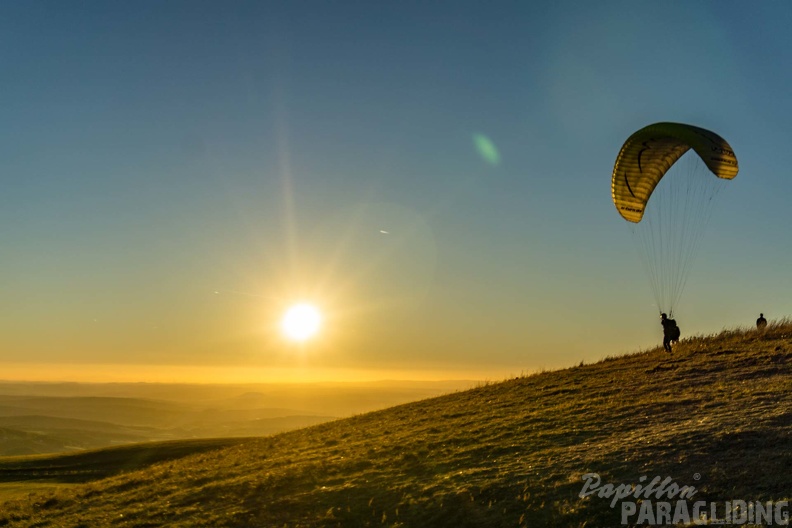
0,438,250,502
1,322,791,527
0,438,251,484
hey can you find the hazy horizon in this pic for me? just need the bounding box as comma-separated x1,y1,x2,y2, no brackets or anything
0,378,480,456
0,363,497,384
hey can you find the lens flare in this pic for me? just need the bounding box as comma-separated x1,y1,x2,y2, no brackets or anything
473,133,500,166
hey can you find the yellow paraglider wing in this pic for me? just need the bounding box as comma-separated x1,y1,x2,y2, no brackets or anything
611,122,739,223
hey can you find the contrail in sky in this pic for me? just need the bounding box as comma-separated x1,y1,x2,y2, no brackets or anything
213,289,270,299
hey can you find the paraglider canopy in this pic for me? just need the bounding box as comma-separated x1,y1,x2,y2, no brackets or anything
611,122,739,316
612,122,739,223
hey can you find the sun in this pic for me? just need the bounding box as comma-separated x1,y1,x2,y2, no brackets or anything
281,303,322,341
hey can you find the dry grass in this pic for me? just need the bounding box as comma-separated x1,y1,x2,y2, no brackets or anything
0,322,790,527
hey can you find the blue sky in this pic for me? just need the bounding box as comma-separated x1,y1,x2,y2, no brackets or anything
1,1,791,381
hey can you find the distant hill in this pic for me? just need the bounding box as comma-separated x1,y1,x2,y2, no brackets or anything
0,322,790,526
0,396,334,455
0,428,81,457
0,416,159,455
0,380,471,456
0,396,194,428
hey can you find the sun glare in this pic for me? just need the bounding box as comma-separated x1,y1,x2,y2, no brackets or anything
281,303,322,341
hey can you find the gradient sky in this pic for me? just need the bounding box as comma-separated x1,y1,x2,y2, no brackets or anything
2,1,792,382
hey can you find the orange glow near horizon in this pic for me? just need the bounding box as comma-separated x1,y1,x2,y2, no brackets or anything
0,362,533,385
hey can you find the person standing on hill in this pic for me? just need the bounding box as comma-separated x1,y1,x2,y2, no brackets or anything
757,313,767,330
660,313,680,353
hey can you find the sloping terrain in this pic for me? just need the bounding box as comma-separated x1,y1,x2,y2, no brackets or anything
0,438,250,483
0,322,790,527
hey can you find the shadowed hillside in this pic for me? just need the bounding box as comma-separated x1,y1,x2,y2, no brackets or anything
0,438,249,483
0,322,791,527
